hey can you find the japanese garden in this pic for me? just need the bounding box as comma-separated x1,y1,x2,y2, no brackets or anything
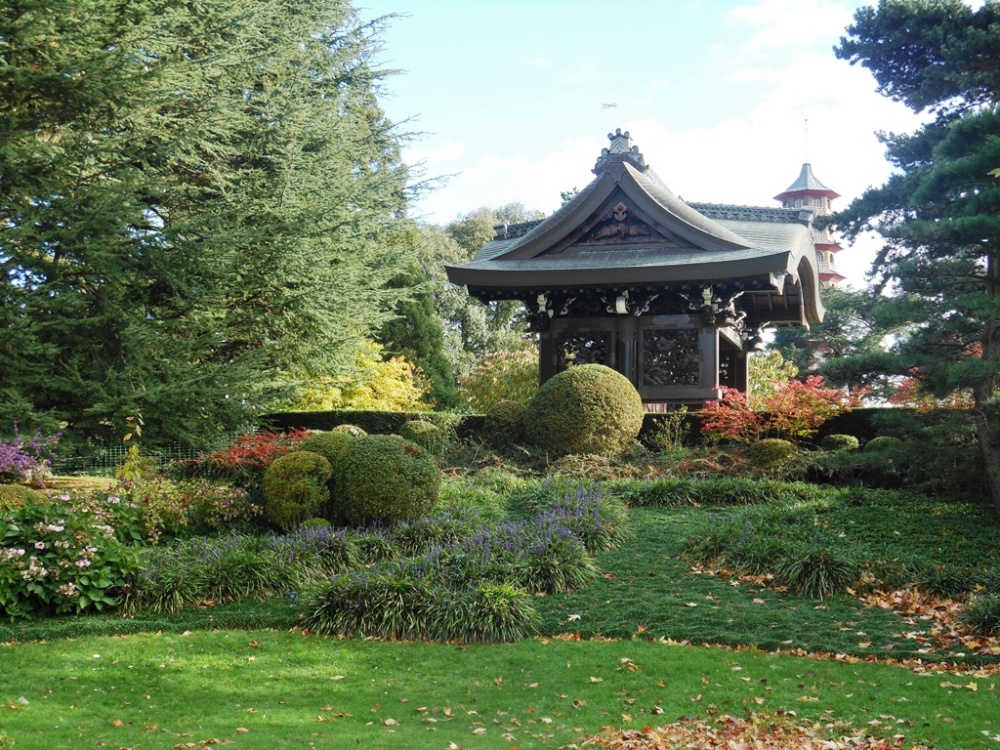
2,1,1000,748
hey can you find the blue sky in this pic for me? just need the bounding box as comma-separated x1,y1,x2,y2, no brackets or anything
358,0,929,286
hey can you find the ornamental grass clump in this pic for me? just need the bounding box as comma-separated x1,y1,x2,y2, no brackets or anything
388,511,481,557
961,594,1000,636
440,518,598,594
121,533,317,615
539,483,632,553
523,364,643,457
301,567,439,640
775,543,860,599
300,568,540,643
271,525,361,574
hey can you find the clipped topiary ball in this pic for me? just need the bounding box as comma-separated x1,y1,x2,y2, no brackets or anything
0,484,49,514
483,400,527,450
747,438,798,472
262,450,332,531
523,364,643,457
331,424,367,437
336,435,440,526
820,434,860,452
864,436,903,452
399,420,444,452
300,431,361,474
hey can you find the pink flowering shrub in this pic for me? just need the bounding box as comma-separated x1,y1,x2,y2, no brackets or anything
0,493,140,618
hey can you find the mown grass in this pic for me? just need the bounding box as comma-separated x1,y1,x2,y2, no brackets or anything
1,632,997,749
3,475,1000,748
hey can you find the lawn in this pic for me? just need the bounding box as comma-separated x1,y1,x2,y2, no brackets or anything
2,631,998,749
3,474,1000,748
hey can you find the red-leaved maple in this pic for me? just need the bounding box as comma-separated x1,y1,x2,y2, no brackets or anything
701,376,856,443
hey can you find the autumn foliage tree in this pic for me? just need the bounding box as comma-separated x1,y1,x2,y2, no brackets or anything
701,377,855,443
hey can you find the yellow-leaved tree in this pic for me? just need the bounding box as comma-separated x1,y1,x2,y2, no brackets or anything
283,341,431,412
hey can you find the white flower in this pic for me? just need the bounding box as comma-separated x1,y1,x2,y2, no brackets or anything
74,559,92,568
46,524,65,532
34,541,46,550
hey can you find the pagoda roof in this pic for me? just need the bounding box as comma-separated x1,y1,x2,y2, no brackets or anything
774,163,840,201
445,131,824,325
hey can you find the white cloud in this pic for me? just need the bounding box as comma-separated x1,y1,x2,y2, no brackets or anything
407,141,467,166
729,0,855,53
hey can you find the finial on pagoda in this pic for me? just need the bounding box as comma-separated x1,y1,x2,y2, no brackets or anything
593,128,647,174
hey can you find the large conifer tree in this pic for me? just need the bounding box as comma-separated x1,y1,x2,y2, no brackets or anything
835,0,1000,515
0,1,413,448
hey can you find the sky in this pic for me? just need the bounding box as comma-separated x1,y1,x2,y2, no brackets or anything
357,0,930,287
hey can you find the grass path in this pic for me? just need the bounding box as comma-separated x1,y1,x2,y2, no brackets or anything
2,632,998,749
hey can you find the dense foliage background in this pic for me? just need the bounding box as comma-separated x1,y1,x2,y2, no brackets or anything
0,0,415,450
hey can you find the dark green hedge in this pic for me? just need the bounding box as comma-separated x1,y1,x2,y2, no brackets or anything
262,407,927,449
261,410,485,439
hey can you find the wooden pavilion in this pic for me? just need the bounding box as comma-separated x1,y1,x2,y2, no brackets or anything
445,130,825,406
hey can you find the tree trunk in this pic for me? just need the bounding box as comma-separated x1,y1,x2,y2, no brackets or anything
973,400,1000,519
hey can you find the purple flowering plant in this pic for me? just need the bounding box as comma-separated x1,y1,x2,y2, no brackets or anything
0,424,60,487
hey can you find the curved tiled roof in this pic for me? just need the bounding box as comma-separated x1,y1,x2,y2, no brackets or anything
446,132,825,324
774,163,840,201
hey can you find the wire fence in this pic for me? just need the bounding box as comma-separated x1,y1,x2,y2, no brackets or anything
50,432,247,476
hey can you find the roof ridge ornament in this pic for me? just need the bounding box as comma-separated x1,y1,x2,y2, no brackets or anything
593,128,647,174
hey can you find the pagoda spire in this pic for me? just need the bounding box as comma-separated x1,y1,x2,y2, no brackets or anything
775,163,844,286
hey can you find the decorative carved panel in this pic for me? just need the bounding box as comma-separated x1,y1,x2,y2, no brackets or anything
556,332,611,371
642,330,700,386
580,207,661,244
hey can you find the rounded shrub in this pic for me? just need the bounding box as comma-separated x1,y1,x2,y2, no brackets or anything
299,430,360,474
483,400,527,449
332,424,367,437
0,484,49,514
262,451,332,531
864,435,903,452
336,435,440,525
523,364,643,457
747,438,798,472
820,434,860,452
399,420,444,451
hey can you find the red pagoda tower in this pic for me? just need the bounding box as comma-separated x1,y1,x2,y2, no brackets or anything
774,164,844,286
